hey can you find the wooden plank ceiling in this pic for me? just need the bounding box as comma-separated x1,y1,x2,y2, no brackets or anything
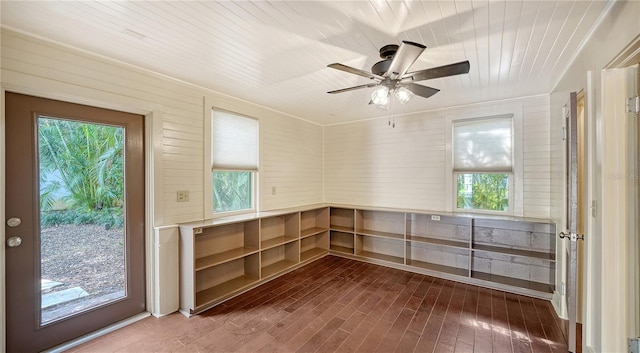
1,1,612,125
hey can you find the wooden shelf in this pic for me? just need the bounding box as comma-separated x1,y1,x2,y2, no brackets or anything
406,259,469,277
356,229,404,240
330,208,354,233
356,251,403,264
301,247,327,262
330,245,354,254
181,205,557,315
330,225,353,233
472,244,555,261
195,275,258,308
261,235,298,250
301,226,329,239
195,247,259,271
406,235,469,250
262,259,297,278
471,271,554,293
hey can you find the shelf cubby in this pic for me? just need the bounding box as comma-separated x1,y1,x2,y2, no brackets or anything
194,220,260,271
470,249,555,292
406,241,469,277
300,231,329,262
195,253,260,309
330,230,354,254
472,219,555,258
406,213,470,249
261,241,300,278
472,244,555,261
330,207,355,232
260,213,299,250
355,234,404,264
300,207,330,238
355,209,404,240
471,271,554,294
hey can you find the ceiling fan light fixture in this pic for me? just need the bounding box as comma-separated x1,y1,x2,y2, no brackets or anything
371,86,390,105
375,101,389,110
395,86,414,104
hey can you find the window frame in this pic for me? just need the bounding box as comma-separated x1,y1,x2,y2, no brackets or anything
445,108,523,216
204,101,259,219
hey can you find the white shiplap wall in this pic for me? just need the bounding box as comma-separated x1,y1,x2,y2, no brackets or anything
260,114,323,211
522,97,552,218
0,29,323,225
549,92,566,225
325,95,552,219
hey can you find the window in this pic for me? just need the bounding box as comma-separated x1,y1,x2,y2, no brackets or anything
211,109,258,214
453,115,513,212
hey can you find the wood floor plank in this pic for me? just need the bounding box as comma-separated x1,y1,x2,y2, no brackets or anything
314,328,350,353
374,307,416,352
67,256,570,353
394,330,421,353
407,283,441,334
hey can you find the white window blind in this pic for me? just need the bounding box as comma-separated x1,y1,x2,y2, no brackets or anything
211,109,258,171
453,115,513,172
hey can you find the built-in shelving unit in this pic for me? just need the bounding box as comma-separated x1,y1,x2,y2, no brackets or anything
179,206,329,316
327,206,556,299
179,204,556,316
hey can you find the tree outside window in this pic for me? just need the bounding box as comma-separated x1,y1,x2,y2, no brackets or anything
213,171,253,213
456,173,509,211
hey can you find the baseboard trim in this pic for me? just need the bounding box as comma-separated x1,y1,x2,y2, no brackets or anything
552,290,567,319
42,311,151,353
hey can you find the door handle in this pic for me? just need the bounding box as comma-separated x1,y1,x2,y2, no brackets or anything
6,236,22,248
559,231,584,241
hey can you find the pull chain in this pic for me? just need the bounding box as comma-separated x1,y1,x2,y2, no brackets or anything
387,95,396,128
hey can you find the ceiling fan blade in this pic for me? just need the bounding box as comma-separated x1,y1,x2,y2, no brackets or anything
404,83,440,99
404,60,470,82
385,41,426,79
327,83,379,94
327,63,384,81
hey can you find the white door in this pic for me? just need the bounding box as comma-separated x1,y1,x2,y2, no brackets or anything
561,91,582,353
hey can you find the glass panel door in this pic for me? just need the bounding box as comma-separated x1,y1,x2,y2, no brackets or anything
5,92,145,352
38,117,126,325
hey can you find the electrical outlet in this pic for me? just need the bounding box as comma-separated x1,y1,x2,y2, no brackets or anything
177,190,189,202
431,215,440,221
271,187,276,195
194,227,203,235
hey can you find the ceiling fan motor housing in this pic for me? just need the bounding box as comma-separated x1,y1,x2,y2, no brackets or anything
379,44,399,58
371,59,392,76
371,44,399,76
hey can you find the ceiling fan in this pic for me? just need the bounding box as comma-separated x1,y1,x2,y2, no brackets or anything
327,41,470,107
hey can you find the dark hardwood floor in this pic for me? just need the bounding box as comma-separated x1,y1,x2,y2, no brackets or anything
69,256,569,353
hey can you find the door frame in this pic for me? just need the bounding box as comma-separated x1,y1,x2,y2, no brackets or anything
1,84,164,351
598,62,639,351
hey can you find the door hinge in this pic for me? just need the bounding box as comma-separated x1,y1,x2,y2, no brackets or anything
629,337,640,353
628,95,640,114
